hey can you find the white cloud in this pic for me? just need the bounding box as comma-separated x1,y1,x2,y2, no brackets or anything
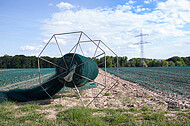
41,0,190,58
48,3,53,6
144,0,155,4
20,45,43,51
155,0,190,27
43,38,66,45
56,2,74,10
144,0,150,4
128,0,136,4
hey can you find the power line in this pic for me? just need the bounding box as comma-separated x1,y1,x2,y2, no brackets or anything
134,29,151,67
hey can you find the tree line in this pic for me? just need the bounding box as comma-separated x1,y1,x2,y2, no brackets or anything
0,54,190,68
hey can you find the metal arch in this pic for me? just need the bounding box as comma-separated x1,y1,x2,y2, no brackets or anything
37,31,120,107
77,39,120,92
78,40,119,80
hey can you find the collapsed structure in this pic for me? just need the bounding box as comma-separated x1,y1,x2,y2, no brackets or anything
0,31,119,107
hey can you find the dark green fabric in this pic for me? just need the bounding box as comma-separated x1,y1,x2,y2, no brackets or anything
0,53,99,102
1,76,63,102
57,53,99,87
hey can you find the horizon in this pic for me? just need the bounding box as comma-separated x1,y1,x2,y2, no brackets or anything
1,0,190,59
1,53,189,61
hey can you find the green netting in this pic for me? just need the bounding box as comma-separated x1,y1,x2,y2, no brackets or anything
0,53,99,103
57,53,99,87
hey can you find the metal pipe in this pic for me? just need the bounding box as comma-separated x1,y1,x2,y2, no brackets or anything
76,52,105,68
39,57,67,71
38,35,54,58
54,31,82,36
69,32,82,67
73,81,85,107
54,35,68,69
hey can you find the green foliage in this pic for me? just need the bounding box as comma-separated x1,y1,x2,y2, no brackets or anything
57,106,106,126
141,105,150,112
17,104,41,112
168,61,175,66
103,111,137,125
0,55,58,68
125,98,131,103
105,93,110,96
169,107,181,111
76,96,80,99
177,112,190,118
0,103,190,126
1,54,190,68
167,56,186,66
159,101,164,104
143,111,165,121
129,107,138,112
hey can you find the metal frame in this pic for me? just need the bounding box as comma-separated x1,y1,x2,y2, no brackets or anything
37,31,119,107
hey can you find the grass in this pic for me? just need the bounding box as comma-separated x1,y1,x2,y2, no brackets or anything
125,98,132,104
169,107,181,111
76,96,80,99
16,104,42,112
0,101,190,126
159,101,164,104
104,93,110,96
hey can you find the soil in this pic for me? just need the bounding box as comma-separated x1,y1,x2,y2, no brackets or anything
15,69,190,120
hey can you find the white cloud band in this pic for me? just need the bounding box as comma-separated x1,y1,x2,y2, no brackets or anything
19,45,43,51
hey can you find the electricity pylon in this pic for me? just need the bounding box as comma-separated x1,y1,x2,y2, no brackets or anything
134,29,150,67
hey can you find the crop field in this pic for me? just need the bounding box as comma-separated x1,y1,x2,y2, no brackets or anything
106,67,190,99
0,68,95,91
1,67,190,99
0,68,55,90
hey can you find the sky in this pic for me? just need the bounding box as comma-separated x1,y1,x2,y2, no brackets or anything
0,0,190,59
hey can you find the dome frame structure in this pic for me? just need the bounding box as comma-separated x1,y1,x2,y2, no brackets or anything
37,31,119,107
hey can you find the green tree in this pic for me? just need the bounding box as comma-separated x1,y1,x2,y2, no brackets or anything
175,61,183,66
167,56,186,66
168,61,175,66
161,60,168,67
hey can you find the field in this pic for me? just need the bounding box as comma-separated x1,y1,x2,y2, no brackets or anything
0,68,55,90
0,67,190,125
0,68,95,92
106,67,190,99
1,67,190,99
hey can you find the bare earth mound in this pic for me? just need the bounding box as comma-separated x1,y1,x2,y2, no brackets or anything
21,69,190,111
15,69,190,120
51,69,169,110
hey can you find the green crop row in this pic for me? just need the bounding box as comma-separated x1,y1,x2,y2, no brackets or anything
0,68,55,87
105,67,190,98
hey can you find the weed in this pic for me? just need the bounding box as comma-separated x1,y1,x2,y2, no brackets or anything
169,107,181,111
159,101,164,104
1,101,16,106
0,101,190,126
105,93,110,96
125,98,131,103
142,105,150,112
76,96,80,99
17,104,41,112
129,107,138,112
57,106,106,126
143,111,165,121
177,112,190,118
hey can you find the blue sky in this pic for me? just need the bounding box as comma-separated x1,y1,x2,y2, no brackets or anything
0,0,190,59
